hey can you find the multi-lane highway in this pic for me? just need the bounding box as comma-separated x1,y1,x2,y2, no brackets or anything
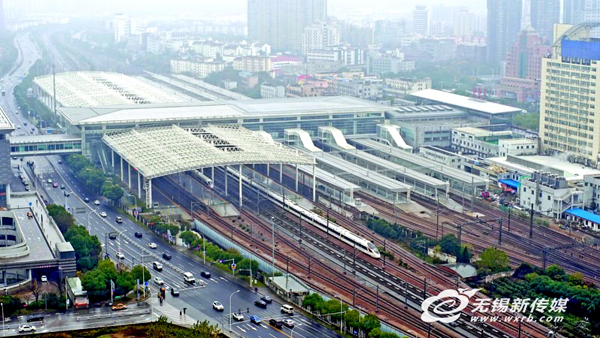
2,31,342,338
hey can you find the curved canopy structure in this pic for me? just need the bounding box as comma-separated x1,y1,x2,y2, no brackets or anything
102,124,315,180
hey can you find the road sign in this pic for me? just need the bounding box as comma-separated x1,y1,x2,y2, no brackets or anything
133,210,139,216
28,202,32,207
145,281,149,286
231,263,236,270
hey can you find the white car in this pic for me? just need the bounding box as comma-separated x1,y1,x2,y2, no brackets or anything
40,275,47,282
212,301,224,311
153,277,165,285
93,200,101,205
148,242,157,249
100,211,107,218
18,325,36,333
232,312,244,321
47,178,53,184
116,252,125,260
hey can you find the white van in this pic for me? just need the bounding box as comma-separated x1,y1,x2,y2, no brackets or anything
183,272,195,284
281,304,294,315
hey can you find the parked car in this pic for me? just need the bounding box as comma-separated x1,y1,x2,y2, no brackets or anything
260,295,273,304
283,319,295,328
148,242,157,249
254,300,267,308
162,253,172,260
250,315,261,324
269,318,283,329
232,312,244,321
200,271,211,278
135,232,143,238
212,301,224,311
111,303,127,311
153,277,165,286
18,325,36,333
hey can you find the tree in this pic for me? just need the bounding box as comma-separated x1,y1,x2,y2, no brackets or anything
191,320,221,338
438,234,461,256
65,225,102,271
47,204,75,234
131,265,151,283
302,293,325,312
368,327,382,338
457,246,472,263
31,279,40,305
568,272,584,286
344,309,361,331
360,314,381,334
545,265,567,282
513,263,535,279
101,182,124,202
478,247,509,273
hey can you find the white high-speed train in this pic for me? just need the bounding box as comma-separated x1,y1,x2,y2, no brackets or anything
190,170,214,189
227,168,381,259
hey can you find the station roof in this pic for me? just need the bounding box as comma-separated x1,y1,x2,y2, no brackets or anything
33,71,190,107
0,107,14,131
351,138,488,186
306,151,412,193
297,164,361,192
102,124,315,180
57,96,386,126
565,208,600,225
411,89,525,115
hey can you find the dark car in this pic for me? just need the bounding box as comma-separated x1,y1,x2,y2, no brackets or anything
162,253,172,260
134,232,143,238
260,295,273,304
171,288,180,297
27,316,44,323
60,184,65,189
254,300,267,308
58,160,63,164
269,318,283,329
108,233,118,240
200,271,211,279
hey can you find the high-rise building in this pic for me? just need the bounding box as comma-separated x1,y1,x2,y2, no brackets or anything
584,0,600,23
497,27,551,102
452,7,476,37
248,0,327,53
540,24,600,165
487,0,523,66
303,21,340,55
563,0,586,25
340,22,374,47
530,0,560,44
113,13,131,43
413,5,429,36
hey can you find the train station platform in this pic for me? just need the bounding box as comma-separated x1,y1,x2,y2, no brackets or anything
297,149,412,204
349,138,489,196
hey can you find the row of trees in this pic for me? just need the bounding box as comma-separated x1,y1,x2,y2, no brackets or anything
65,225,102,271
147,215,181,238
475,247,510,275
0,32,18,77
81,259,150,302
433,234,472,263
66,154,124,202
302,293,398,338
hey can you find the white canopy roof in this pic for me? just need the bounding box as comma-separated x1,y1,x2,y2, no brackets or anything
34,72,189,107
102,124,315,179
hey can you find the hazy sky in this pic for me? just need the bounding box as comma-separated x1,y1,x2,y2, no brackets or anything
5,0,488,18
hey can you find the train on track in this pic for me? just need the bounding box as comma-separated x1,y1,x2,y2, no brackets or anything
226,168,381,259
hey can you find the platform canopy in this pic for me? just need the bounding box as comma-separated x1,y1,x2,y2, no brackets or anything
102,124,315,180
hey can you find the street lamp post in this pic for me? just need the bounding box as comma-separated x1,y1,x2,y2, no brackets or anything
335,294,344,334
87,209,95,232
1,302,4,337
197,232,206,264
271,216,276,279
229,290,240,332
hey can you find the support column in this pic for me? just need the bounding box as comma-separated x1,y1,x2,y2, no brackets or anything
137,171,141,199
312,164,316,202
211,167,214,180
239,165,243,207
111,149,114,167
280,164,283,183
146,179,153,209
267,164,270,177
127,162,131,189
295,165,299,192
120,156,124,181
224,166,228,196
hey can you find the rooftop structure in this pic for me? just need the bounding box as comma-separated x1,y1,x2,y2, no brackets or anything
33,72,191,108
486,155,600,182
411,89,525,116
0,107,14,209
